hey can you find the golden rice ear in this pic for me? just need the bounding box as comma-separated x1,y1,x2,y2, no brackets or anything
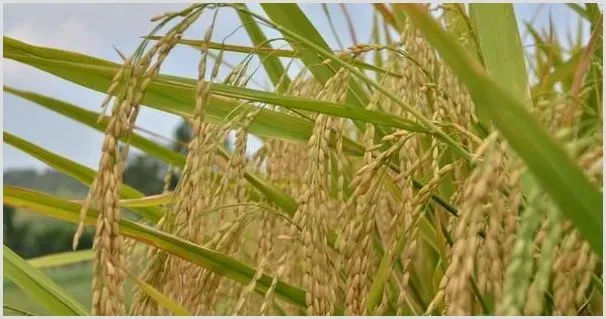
288,68,352,315
8,3,601,316
88,67,135,317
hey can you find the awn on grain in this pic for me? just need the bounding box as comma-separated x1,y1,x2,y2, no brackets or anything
67,3,602,316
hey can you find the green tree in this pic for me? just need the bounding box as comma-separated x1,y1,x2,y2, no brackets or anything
123,154,167,196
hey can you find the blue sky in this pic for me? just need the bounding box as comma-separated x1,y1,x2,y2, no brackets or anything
2,3,591,171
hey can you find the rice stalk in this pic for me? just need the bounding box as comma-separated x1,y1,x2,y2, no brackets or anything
10,3,602,317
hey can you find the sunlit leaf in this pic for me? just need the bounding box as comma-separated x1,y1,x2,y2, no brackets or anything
4,245,90,315
402,3,603,255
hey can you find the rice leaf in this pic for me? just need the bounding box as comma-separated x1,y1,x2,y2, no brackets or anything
586,4,602,27
470,4,531,107
5,86,185,167
373,4,400,32
443,4,481,62
531,50,582,98
4,37,423,143
366,230,408,314
3,305,39,316
470,3,540,198
3,185,313,312
2,87,303,215
3,245,90,316
124,269,191,316
259,4,337,84
234,3,291,92
567,4,590,20
259,3,372,112
117,193,174,208
144,35,405,79
3,131,162,222
402,4,603,255
27,250,94,269
231,6,474,162
1,38,340,151
567,3,600,25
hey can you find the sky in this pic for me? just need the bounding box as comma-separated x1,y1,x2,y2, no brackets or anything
2,3,592,172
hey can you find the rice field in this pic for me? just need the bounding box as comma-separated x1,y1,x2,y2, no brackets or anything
2,3,603,316
4,263,135,316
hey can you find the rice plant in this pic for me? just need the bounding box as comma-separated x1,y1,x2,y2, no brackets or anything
3,3,603,316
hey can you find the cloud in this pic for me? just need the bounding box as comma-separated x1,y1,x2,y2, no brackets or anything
6,17,104,54
4,15,106,91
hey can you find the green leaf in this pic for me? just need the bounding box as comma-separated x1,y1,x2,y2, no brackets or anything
260,4,337,84
5,86,185,167
231,6,473,162
525,21,564,67
531,50,582,98
442,4,482,62
585,4,602,27
235,3,291,92
367,231,408,314
5,86,459,239
578,14,603,137
470,3,539,202
371,11,384,82
567,3,601,25
4,131,162,222
27,250,94,269
567,4,591,21
402,4,603,255
25,249,198,315
116,193,173,208
259,3,372,115
125,269,191,316
3,245,90,315
3,87,300,217
143,36,404,79
4,304,39,316
4,185,312,312
470,4,531,107
1,37,335,152
390,4,409,33
4,36,420,149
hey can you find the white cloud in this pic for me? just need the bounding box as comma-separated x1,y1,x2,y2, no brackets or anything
6,17,104,54
4,15,106,90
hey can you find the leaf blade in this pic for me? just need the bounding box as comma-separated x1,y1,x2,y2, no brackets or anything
27,250,94,269
402,4,603,255
4,185,311,311
125,270,191,316
3,131,163,222
4,245,90,316
234,3,291,92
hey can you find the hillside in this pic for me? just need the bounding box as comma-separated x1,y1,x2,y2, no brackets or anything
4,168,88,198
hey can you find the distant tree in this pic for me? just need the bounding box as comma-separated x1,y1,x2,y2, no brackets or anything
122,117,237,199
3,205,30,255
174,120,192,155
3,205,92,258
123,154,167,196
3,205,21,251
4,205,15,235
173,119,232,152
